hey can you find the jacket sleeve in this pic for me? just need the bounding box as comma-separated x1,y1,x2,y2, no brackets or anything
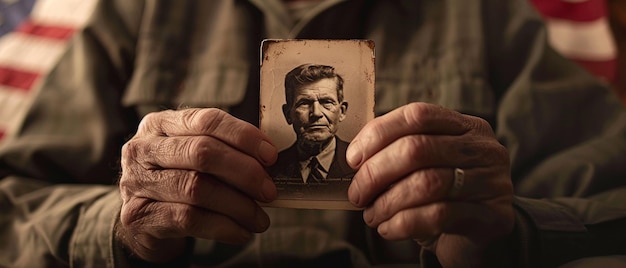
0,177,123,267
0,0,143,267
483,0,626,267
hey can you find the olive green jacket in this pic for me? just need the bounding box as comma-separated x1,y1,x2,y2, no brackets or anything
1,0,626,267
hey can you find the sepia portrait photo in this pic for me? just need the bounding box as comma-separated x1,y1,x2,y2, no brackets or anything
260,39,375,210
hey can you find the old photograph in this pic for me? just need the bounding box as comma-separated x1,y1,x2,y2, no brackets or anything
260,39,375,210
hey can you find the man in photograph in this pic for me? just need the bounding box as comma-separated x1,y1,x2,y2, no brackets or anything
270,64,355,183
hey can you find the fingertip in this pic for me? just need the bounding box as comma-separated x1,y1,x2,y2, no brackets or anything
235,229,254,244
347,181,362,207
260,178,277,202
254,207,271,232
377,222,389,237
217,227,254,245
346,140,363,168
258,140,278,166
362,208,375,227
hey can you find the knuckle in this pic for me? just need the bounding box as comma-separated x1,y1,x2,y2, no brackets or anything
141,112,159,124
123,139,155,167
120,197,150,227
121,140,139,163
429,203,448,231
469,115,495,136
403,102,429,128
180,171,202,201
118,173,134,200
395,212,416,237
478,140,510,167
138,112,162,134
189,138,219,171
401,135,426,161
172,205,197,232
494,143,510,163
119,144,148,200
416,169,445,197
362,120,386,144
190,108,227,134
180,171,220,205
154,135,178,158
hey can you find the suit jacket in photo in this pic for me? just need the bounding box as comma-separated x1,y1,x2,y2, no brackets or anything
269,138,356,180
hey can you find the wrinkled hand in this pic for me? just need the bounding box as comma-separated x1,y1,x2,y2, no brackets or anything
346,103,514,267
117,108,278,263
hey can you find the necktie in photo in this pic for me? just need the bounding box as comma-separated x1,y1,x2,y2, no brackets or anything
307,157,326,183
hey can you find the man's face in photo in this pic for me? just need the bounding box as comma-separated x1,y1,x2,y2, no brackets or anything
284,78,348,145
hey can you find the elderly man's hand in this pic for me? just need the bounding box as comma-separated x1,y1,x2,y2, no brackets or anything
347,102,514,268
117,108,278,263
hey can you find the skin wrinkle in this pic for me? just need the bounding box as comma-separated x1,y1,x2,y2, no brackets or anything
135,112,158,136
353,159,382,206
348,102,514,257
117,92,519,264
368,169,450,229
188,108,271,166
123,140,155,171
157,135,184,162
121,196,150,227
359,118,390,157
179,170,204,205
424,203,449,236
139,111,274,197
225,154,269,200
154,167,263,232
185,109,223,134
402,103,469,135
119,106,278,263
384,207,419,239
403,103,431,133
192,137,219,173
402,135,431,166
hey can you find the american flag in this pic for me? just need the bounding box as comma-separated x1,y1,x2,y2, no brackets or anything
0,0,618,143
0,0,97,143
530,0,617,81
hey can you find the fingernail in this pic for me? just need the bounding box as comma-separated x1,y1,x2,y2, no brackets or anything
363,210,374,225
348,181,360,206
258,140,277,166
346,140,362,167
261,178,277,202
255,209,271,231
378,223,388,236
238,229,253,243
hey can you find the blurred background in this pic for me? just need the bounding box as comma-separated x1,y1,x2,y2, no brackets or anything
0,0,624,143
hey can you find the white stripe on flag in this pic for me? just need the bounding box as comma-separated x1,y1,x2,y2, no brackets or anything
0,33,66,72
546,17,616,61
30,0,98,27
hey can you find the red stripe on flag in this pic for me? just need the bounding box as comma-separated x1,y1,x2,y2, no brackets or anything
530,0,607,22
0,66,40,91
15,20,76,40
570,58,617,82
